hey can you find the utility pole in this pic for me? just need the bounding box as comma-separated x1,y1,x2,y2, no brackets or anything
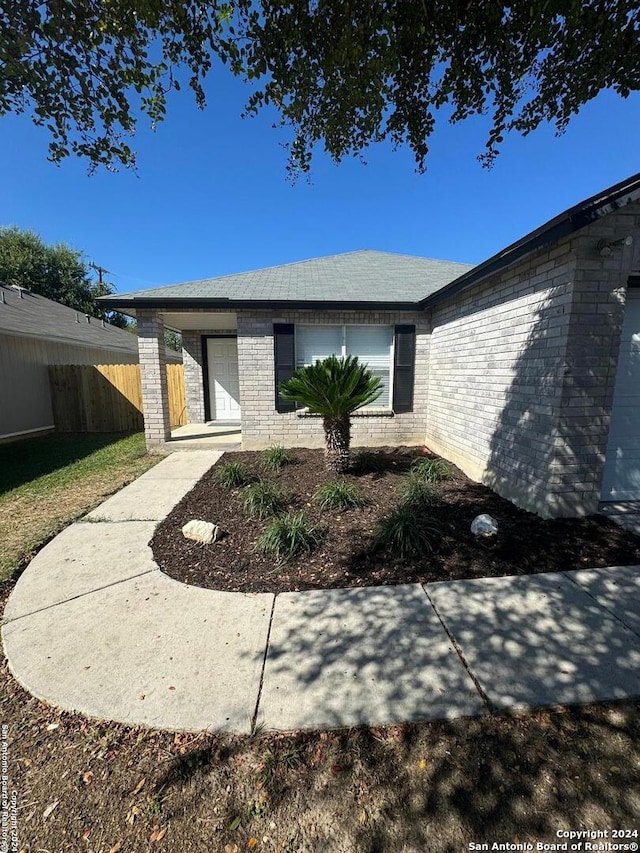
89,262,113,287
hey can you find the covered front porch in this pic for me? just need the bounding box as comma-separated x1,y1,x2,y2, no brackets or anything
136,308,241,449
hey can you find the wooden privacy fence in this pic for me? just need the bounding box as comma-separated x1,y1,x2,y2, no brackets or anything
48,363,187,433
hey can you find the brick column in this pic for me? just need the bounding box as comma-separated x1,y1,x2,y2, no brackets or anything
137,310,171,447
182,331,206,423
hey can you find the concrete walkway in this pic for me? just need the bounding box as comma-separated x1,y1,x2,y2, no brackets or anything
2,450,640,734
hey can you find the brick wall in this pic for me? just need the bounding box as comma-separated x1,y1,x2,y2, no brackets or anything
137,310,171,446
237,309,430,449
181,331,206,423
425,202,640,517
552,207,639,514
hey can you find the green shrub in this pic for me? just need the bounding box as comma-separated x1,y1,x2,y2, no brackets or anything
372,505,439,558
243,480,289,519
214,461,249,488
312,480,366,510
399,473,435,507
410,457,450,483
261,444,293,471
255,511,323,563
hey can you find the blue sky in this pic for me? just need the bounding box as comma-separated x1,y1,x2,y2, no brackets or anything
1,70,639,295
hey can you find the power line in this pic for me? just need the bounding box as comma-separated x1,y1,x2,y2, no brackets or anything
88,262,113,286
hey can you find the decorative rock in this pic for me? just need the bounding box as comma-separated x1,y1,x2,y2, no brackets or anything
470,514,498,538
181,519,220,545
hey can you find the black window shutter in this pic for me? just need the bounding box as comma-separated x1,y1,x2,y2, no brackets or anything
273,323,296,412
393,325,416,413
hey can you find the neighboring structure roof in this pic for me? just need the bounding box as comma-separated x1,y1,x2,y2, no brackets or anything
98,250,474,310
0,284,181,360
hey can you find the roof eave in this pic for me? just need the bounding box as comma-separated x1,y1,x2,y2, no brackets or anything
420,172,640,310
96,296,424,312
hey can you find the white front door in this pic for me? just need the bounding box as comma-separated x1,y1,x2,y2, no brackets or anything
601,290,640,500
207,337,241,421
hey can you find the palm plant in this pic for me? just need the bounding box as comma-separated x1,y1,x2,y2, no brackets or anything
279,354,382,473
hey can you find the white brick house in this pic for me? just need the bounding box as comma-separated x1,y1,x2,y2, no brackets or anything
100,174,640,519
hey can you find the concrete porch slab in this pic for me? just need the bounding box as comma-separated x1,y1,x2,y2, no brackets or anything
599,502,640,534
2,521,157,623
167,424,242,451
425,572,640,712
256,584,485,732
2,572,273,733
566,565,640,636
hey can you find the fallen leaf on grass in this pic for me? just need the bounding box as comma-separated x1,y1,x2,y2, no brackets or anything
83,771,94,785
130,778,146,795
229,815,242,830
82,828,91,840
43,800,59,819
108,843,123,853
248,838,258,849
150,825,167,843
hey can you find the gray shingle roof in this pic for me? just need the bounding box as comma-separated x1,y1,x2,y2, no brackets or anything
103,250,474,306
0,284,179,359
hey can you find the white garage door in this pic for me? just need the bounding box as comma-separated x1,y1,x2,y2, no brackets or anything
207,337,241,421
601,289,640,501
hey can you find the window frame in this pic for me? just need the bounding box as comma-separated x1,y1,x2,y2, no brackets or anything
294,323,395,410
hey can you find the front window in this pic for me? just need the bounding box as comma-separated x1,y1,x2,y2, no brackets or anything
295,324,393,407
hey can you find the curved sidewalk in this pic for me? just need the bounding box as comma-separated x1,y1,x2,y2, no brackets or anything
2,450,640,735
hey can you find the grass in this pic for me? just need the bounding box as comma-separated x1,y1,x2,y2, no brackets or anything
411,456,450,483
0,432,159,583
260,444,293,471
242,479,289,519
214,461,249,488
372,504,440,558
254,510,323,563
312,480,366,510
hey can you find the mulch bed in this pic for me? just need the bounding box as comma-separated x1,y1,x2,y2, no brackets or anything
151,447,640,594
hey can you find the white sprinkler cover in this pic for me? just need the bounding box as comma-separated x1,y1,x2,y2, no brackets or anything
182,519,220,544
470,514,498,537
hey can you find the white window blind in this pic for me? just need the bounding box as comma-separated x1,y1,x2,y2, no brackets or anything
295,325,343,367
346,326,392,407
295,324,392,408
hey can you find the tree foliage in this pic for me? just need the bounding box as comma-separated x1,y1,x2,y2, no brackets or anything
0,226,127,326
1,2,639,175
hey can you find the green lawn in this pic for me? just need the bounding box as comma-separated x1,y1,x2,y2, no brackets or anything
0,432,160,583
